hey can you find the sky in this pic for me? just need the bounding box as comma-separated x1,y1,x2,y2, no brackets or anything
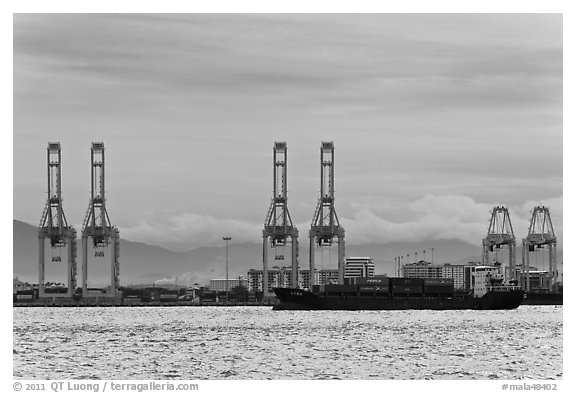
13,13,563,252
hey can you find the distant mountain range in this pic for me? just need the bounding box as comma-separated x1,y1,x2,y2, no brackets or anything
13,219,562,286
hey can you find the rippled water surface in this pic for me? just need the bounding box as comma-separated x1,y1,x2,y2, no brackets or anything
13,305,562,379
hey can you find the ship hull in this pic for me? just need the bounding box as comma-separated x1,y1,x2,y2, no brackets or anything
522,292,563,305
272,288,524,311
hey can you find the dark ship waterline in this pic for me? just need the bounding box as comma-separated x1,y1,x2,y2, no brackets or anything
273,276,525,311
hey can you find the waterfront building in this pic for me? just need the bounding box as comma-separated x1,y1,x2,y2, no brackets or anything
318,269,339,285
512,269,552,291
247,267,338,292
402,260,442,278
247,268,294,294
13,277,33,293
209,276,248,292
247,269,263,292
441,264,475,291
401,261,482,290
344,257,375,279
401,259,555,291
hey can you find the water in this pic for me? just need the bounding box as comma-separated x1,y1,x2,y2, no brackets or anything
13,305,562,380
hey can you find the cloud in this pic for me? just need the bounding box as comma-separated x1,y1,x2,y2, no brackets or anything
340,194,562,247
119,195,562,251
120,213,261,251
14,14,562,245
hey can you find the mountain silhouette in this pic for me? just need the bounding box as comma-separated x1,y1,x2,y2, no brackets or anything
14,219,561,287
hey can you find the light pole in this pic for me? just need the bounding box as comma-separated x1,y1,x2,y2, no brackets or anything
223,236,231,303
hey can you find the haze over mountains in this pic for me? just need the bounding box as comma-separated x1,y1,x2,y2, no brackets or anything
13,219,562,287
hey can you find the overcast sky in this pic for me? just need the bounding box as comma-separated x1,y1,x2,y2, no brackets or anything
13,13,563,251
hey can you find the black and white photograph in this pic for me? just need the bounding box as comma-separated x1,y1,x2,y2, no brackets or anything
10,6,566,388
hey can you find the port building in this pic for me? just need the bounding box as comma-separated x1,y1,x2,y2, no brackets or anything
403,261,497,291
441,264,475,291
514,268,555,291
248,268,291,293
317,269,339,285
247,267,343,293
344,257,375,279
209,276,248,292
402,260,442,279
400,261,558,292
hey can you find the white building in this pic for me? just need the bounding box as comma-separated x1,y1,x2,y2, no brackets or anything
318,269,339,285
402,261,442,278
247,268,296,294
247,268,336,292
298,270,317,290
441,264,476,291
344,257,375,279
209,276,248,292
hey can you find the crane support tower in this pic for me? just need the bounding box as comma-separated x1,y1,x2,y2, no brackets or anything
309,141,345,286
482,205,516,282
522,206,558,292
81,142,120,298
38,142,78,297
262,142,299,296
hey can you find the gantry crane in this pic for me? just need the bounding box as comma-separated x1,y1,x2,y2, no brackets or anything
262,142,299,295
38,142,77,297
522,206,558,291
309,141,345,286
482,205,516,282
81,142,120,297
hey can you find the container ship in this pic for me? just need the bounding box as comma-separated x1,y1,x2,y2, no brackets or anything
273,275,524,311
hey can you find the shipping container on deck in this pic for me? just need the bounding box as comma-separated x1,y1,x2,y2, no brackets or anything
358,285,390,294
424,278,454,286
423,285,454,295
423,278,454,296
325,284,358,294
356,276,390,285
391,285,423,295
390,278,424,286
